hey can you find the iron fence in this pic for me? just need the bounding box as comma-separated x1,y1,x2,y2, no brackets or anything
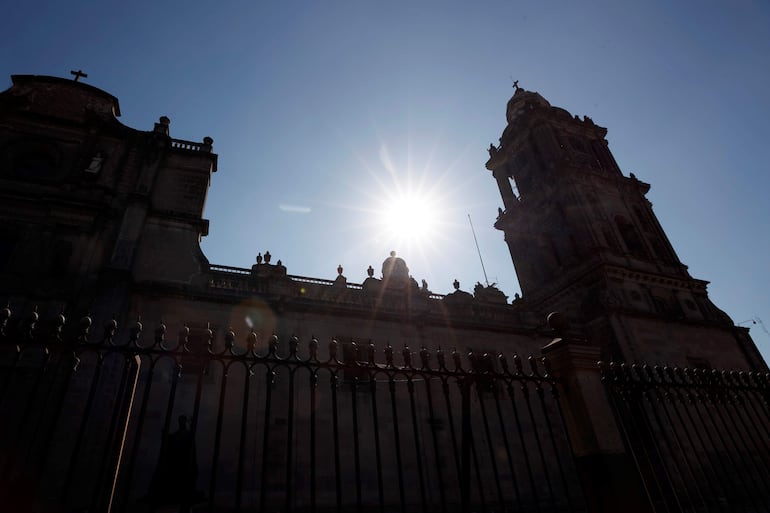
0,309,586,513
601,361,770,513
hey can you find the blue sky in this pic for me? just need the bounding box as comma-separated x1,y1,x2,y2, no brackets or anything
2,0,769,359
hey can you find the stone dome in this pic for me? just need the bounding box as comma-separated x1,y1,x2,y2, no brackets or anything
381,251,409,285
506,88,551,124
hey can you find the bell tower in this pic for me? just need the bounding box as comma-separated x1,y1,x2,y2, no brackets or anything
486,86,762,367
488,87,687,297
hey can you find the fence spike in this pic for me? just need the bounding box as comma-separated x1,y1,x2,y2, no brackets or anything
205,323,214,350
225,327,236,349
420,346,430,369
512,353,523,375
129,317,142,344
73,313,90,343
541,356,552,377
385,342,394,367
498,353,509,375
50,312,66,340
245,329,256,352
528,354,540,376
402,344,412,368
103,318,118,344
0,303,10,336
436,346,446,370
468,349,477,373
23,308,39,340
155,320,167,346
452,347,462,372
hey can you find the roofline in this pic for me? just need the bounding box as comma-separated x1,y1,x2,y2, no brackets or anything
9,74,121,116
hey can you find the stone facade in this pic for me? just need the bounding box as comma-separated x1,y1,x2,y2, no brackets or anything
0,77,551,365
0,76,761,372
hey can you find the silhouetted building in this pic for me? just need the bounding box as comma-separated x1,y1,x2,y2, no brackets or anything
0,75,765,513
486,87,762,369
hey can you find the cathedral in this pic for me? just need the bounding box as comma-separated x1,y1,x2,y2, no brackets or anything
0,74,766,512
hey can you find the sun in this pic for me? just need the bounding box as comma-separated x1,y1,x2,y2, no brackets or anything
380,192,438,243
341,142,462,265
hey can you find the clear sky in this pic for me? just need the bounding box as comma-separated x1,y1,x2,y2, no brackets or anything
2,0,769,360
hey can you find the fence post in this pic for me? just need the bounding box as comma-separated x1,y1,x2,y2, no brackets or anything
459,375,472,513
542,318,652,513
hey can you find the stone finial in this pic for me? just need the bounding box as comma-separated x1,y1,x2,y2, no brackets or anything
367,265,374,278
202,136,214,152
154,116,170,136
256,252,263,264
264,251,271,264
337,264,343,276
453,279,460,290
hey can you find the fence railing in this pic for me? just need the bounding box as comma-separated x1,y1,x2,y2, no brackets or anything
601,361,770,513
0,311,585,513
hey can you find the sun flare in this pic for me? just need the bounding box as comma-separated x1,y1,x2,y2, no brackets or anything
381,193,438,242
343,142,465,268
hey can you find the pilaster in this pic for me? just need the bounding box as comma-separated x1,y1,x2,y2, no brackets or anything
542,323,652,513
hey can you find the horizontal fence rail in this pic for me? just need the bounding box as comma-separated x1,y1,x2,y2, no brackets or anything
601,361,770,513
0,309,586,513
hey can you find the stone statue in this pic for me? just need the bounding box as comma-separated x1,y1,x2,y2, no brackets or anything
488,144,498,158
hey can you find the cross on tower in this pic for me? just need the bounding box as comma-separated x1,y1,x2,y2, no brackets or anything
512,80,519,91
70,69,88,82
